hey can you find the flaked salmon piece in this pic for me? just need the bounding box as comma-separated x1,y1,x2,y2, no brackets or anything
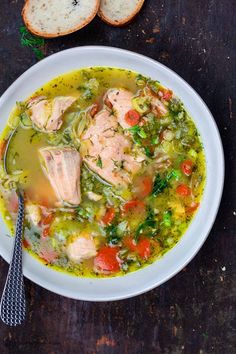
39,147,81,206
81,110,143,187
28,96,76,132
66,234,97,263
144,87,168,116
82,109,118,140
105,88,134,129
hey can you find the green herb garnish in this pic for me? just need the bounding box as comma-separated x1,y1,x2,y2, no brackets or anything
96,156,103,169
162,211,172,227
19,26,45,60
106,224,121,245
144,146,153,157
128,125,147,146
152,170,178,197
152,174,168,196
135,208,157,241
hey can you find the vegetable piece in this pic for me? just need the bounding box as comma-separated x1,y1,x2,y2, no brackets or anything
123,200,145,214
186,201,199,213
20,112,32,128
42,226,50,238
162,129,174,141
188,149,197,160
124,237,151,259
133,176,153,198
135,208,156,239
144,146,153,157
41,213,54,238
96,155,103,169
102,207,115,225
132,96,150,114
152,170,179,197
176,184,191,197
137,239,151,259
125,109,140,127
162,89,173,101
181,160,193,176
87,191,102,201
0,140,7,160
152,174,168,196
106,224,121,245
128,125,146,138
94,246,120,273
163,211,172,227
42,212,54,226
23,239,30,249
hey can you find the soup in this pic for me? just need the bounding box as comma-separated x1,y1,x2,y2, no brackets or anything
0,67,205,277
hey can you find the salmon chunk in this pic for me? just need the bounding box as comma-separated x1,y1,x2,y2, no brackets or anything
39,147,81,206
105,89,134,129
28,96,76,132
81,110,143,187
67,234,97,263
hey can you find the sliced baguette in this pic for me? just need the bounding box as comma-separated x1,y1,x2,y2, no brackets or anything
98,0,145,27
22,0,100,38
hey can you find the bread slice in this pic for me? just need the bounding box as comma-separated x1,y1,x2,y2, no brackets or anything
22,0,100,38
98,0,145,26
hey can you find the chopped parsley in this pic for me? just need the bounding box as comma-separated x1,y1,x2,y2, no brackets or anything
106,224,121,245
19,26,45,60
96,156,103,169
152,170,179,197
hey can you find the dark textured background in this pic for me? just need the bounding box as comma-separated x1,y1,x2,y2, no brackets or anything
0,1,235,353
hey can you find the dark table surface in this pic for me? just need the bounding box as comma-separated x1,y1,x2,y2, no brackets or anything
0,1,235,353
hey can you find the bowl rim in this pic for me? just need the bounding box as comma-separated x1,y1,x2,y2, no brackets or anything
0,46,224,301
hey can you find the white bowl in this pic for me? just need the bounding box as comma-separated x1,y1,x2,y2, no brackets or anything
0,46,224,301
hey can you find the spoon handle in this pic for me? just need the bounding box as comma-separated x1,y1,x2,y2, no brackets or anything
0,193,26,326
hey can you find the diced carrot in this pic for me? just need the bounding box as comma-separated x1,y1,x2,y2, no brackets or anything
136,239,151,259
186,201,199,213
133,176,153,199
181,160,193,176
123,200,145,214
42,226,50,238
0,140,6,160
124,237,137,252
176,184,191,197
102,207,115,225
124,110,140,126
42,213,54,226
162,89,173,101
124,237,151,260
94,246,120,273
22,239,30,249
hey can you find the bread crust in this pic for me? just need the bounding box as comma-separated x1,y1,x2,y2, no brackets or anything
22,0,100,38
98,0,145,27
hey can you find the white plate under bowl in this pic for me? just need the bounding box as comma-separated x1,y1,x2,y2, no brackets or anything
0,46,224,301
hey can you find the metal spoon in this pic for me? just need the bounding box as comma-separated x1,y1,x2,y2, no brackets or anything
0,129,26,326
